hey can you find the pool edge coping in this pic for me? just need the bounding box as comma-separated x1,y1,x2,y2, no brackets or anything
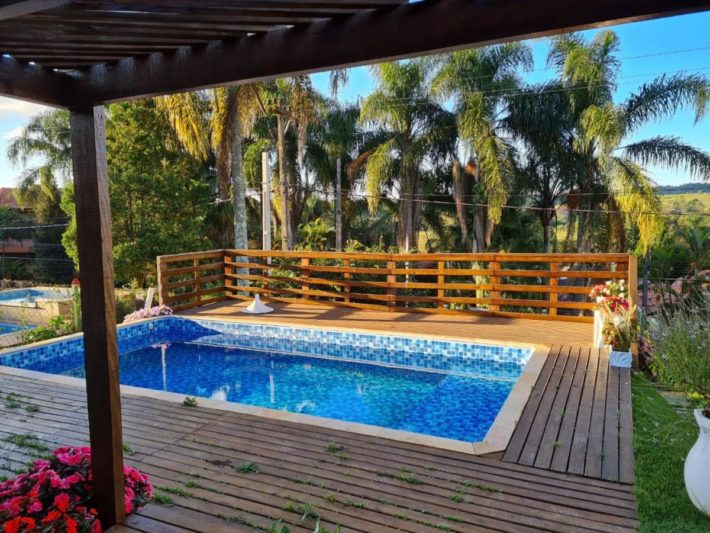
0,315,549,456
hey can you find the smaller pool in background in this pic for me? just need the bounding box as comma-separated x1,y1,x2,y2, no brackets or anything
0,321,28,335
0,317,536,444
0,287,73,326
0,288,71,306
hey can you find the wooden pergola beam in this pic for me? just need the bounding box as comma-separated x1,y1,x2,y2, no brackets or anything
0,55,74,107
72,0,710,105
0,0,70,21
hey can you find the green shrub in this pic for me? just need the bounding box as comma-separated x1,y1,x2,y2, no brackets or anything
649,299,710,405
21,316,77,345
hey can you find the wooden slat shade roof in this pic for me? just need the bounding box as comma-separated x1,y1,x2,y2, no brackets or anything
0,0,405,71
2,0,710,108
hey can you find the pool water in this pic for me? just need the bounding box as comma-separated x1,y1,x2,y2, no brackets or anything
64,342,515,442
0,288,71,306
0,317,533,443
0,322,27,335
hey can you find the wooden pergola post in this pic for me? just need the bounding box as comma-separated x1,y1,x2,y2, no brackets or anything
69,106,125,528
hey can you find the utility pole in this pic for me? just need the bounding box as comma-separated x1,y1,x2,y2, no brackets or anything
261,152,272,261
335,156,343,252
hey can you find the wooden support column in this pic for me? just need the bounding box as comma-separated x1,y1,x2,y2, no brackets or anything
70,106,125,528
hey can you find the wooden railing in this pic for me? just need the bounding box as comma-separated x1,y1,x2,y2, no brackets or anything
157,250,636,322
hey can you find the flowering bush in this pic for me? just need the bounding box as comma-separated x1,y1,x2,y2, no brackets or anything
0,446,152,533
123,305,173,323
589,279,629,312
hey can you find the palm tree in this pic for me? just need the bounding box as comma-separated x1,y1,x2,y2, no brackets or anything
156,85,262,249
549,30,710,253
504,82,579,251
358,60,454,251
258,76,322,250
432,43,533,252
7,110,71,222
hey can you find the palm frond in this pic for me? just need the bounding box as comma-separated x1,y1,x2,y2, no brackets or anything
621,136,710,181
621,73,710,132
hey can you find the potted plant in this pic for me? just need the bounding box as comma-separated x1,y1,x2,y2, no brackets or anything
599,302,638,368
589,280,629,348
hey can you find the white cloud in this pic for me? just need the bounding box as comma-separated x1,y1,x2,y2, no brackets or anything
1,125,23,140
0,97,49,121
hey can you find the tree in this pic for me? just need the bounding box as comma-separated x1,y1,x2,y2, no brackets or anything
61,101,213,285
549,30,710,253
7,110,71,223
432,44,533,251
156,85,262,249
505,82,579,251
359,60,454,251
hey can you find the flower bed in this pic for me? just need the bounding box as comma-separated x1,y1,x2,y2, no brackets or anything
123,305,173,323
0,446,152,532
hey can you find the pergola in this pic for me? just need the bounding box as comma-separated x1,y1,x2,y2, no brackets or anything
1,0,708,528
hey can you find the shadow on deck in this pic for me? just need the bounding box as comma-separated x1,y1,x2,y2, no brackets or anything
0,350,636,532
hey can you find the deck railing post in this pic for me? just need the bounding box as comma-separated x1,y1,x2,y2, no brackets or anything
301,257,310,300
437,260,445,310
489,257,501,313
549,262,559,317
627,254,638,310
343,258,351,303
69,106,125,528
387,258,396,311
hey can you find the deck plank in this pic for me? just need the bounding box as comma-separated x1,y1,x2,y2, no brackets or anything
517,346,571,466
550,346,591,473
534,346,581,469
502,345,562,463
0,369,637,532
504,347,634,487
585,349,610,479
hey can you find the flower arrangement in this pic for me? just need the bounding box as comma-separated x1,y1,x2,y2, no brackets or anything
123,305,173,323
589,279,629,312
0,446,152,533
600,303,638,352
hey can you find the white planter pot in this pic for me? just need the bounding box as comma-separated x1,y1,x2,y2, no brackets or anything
685,409,710,517
609,350,632,368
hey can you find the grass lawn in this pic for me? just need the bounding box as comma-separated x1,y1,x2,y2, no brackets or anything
632,373,710,532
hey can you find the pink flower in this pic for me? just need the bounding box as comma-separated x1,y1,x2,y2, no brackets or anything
28,500,43,513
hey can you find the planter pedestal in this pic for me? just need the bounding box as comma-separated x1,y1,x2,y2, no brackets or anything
685,409,710,517
609,350,632,368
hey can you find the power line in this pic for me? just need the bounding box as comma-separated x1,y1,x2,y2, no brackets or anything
0,223,69,231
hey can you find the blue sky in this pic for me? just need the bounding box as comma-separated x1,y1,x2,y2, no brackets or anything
1,11,709,188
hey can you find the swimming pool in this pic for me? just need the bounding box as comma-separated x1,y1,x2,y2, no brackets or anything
0,321,27,335
0,288,71,306
0,317,539,446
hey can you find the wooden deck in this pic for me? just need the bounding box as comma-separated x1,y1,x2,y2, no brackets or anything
181,301,594,347
503,346,634,484
0,358,637,532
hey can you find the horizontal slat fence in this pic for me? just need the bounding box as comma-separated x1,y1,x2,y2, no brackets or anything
158,250,635,322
